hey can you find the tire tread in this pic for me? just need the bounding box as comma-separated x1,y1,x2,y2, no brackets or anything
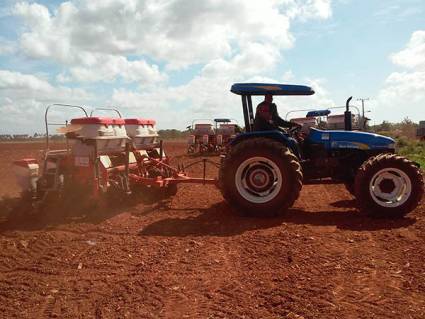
354,153,424,217
219,138,303,216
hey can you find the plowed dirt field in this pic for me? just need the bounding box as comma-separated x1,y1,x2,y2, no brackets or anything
0,141,424,318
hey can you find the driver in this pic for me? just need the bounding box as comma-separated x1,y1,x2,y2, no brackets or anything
254,94,301,131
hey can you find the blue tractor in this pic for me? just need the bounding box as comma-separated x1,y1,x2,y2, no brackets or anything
219,83,424,218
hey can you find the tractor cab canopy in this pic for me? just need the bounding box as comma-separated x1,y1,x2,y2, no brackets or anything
306,110,331,117
214,118,238,128
214,118,231,123
231,82,315,132
231,83,315,96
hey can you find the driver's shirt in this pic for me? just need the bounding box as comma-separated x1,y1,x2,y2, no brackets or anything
254,101,294,131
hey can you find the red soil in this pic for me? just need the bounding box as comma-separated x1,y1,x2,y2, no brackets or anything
0,141,424,318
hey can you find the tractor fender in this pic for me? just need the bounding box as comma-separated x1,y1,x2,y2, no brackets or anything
230,130,301,158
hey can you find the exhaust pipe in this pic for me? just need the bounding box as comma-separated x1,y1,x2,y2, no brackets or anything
345,96,353,131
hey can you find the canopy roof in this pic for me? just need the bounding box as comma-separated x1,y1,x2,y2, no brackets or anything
214,118,231,123
230,83,315,96
306,110,331,117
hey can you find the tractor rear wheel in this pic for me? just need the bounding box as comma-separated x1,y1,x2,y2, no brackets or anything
354,154,424,218
219,138,303,217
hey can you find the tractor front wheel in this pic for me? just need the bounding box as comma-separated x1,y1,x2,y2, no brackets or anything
354,154,424,218
219,138,303,217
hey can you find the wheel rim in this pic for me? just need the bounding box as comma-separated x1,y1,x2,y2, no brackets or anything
369,167,412,208
235,157,283,204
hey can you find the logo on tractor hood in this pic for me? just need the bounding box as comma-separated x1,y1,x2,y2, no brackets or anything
331,141,370,150
321,133,330,140
329,131,395,150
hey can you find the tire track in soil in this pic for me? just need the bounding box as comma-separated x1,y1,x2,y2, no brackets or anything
0,141,424,318
160,239,243,318
330,239,415,318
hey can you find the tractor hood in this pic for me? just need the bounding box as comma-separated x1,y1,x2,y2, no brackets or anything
308,128,395,151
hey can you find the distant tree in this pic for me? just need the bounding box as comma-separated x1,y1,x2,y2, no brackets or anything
379,120,393,131
157,129,188,139
398,117,418,139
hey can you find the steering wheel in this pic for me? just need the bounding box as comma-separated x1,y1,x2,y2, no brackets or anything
288,124,302,136
277,125,302,137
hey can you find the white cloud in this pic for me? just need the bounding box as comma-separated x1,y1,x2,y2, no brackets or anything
376,30,425,122
4,0,334,132
201,43,281,79
110,76,240,129
0,70,90,100
390,30,425,70
13,1,165,84
285,0,332,20
378,71,425,105
111,71,335,130
13,0,331,79
275,77,335,120
0,70,92,133
282,70,295,81
66,54,165,83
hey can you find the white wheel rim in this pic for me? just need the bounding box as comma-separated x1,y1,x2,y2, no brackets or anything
235,157,283,204
369,167,412,208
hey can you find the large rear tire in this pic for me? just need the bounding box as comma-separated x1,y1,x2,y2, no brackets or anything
219,138,303,217
354,154,424,218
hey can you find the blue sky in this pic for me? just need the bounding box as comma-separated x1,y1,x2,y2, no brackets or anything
0,0,424,133
287,0,424,105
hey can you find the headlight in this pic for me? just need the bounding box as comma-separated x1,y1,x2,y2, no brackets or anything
388,143,396,149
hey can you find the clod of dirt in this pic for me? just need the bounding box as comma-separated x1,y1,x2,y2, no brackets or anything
19,240,29,248
0,141,424,319
287,312,305,319
86,240,96,246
